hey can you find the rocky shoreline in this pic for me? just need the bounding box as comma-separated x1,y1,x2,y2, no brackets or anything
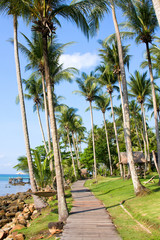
0,191,40,240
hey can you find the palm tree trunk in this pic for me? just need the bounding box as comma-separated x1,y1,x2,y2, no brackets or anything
134,118,143,151
109,92,122,176
36,104,48,154
42,33,68,221
152,0,160,26
67,128,77,178
141,103,151,165
89,101,97,179
140,103,148,171
13,15,47,208
72,132,80,169
102,112,112,175
41,73,53,172
146,42,160,183
111,3,145,194
75,133,80,168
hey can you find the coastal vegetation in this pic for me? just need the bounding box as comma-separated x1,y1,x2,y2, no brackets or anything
0,0,160,239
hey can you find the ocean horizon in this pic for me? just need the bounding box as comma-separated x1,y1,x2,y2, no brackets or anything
0,174,31,196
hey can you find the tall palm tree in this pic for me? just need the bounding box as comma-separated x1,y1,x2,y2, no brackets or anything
0,0,47,208
97,66,123,176
129,101,143,151
128,71,152,169
98,39,131,122
94,93,113,175
22,76,48,154
28,0,106,220
119,0,160,183
146,92,160,121
74,72,100,178
88,0,145,194
58,107,78,178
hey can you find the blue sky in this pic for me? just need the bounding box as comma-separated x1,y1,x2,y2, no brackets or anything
0,6,159,173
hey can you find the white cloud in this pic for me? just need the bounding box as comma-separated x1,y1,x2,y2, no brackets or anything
59,52,100,70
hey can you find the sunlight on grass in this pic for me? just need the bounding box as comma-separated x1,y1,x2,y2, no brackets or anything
85,175,160,240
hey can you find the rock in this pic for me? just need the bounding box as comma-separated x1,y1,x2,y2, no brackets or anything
23,207,29,214
0,219,10,228
10,224,25,233
2,222,15,233
0,229,6,240
0,210,6,218
4,234,13,240
17,203,24,212
28,204,35,213
12,233,25,240
5,212,15,218
7,206,18,213
31,212,41,220
15,212,22,219
23,213,31,220
48,221,64,235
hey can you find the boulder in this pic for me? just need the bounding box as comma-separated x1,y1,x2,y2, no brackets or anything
31,211,41,220
10,224,25,233
5,213,15,219
23,213,31,221
28,204,35,213
7,206,18,213
12,233,25,240
4,234,13,240
0,230,6,240
0,210,6,218
0,219,10,228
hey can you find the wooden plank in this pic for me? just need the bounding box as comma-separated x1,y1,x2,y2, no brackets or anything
60,180,121,240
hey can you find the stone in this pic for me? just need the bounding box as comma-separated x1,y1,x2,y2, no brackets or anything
23,213,31,220
5,212,15,218
10,224,25,233
0,230,5,240
7,206,18,213
4,234,13,240
17,204,24,212
0,219,10,228
31,212,41,220
23,207,29,214
0,210,6,218
28,204,35,213
12,233,24,240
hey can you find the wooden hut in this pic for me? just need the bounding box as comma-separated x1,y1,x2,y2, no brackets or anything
120,151,146,165
120,151,146,178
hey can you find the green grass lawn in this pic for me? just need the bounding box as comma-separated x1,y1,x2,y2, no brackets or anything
85,175,160,240
18,190,72,240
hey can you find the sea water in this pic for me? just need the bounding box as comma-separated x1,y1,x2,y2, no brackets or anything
0,174,31,196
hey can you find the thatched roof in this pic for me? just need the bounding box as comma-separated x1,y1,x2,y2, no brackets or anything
120,151,146,164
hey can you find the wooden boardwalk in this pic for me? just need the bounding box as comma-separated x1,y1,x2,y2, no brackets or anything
61,180,122,240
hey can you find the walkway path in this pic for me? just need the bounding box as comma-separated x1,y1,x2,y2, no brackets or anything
61,180,121,240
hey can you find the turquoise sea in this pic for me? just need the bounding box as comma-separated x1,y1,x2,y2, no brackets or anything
0,174,31,196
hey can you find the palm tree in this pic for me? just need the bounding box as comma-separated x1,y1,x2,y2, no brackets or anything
94,93,113,175
0,0,48,208
152,0,160,26
129,101,143,151
146,92,160,121
128,71,152,169
22,76,48,154
74,72,100,178
119,0,160,183
88,0,145,194
58,107,78,178
97,66,123,176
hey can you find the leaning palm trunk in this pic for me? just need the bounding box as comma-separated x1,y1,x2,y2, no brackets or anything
42,34,68,221
152,0,160,26
36,104,48,154
67,128,77,178
146,42,160,183
75,134,80,168
14,15,47,208
111,3,145,194
102,112,113,175
109,92,123,177
89,101,97,178
41,73,53,172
